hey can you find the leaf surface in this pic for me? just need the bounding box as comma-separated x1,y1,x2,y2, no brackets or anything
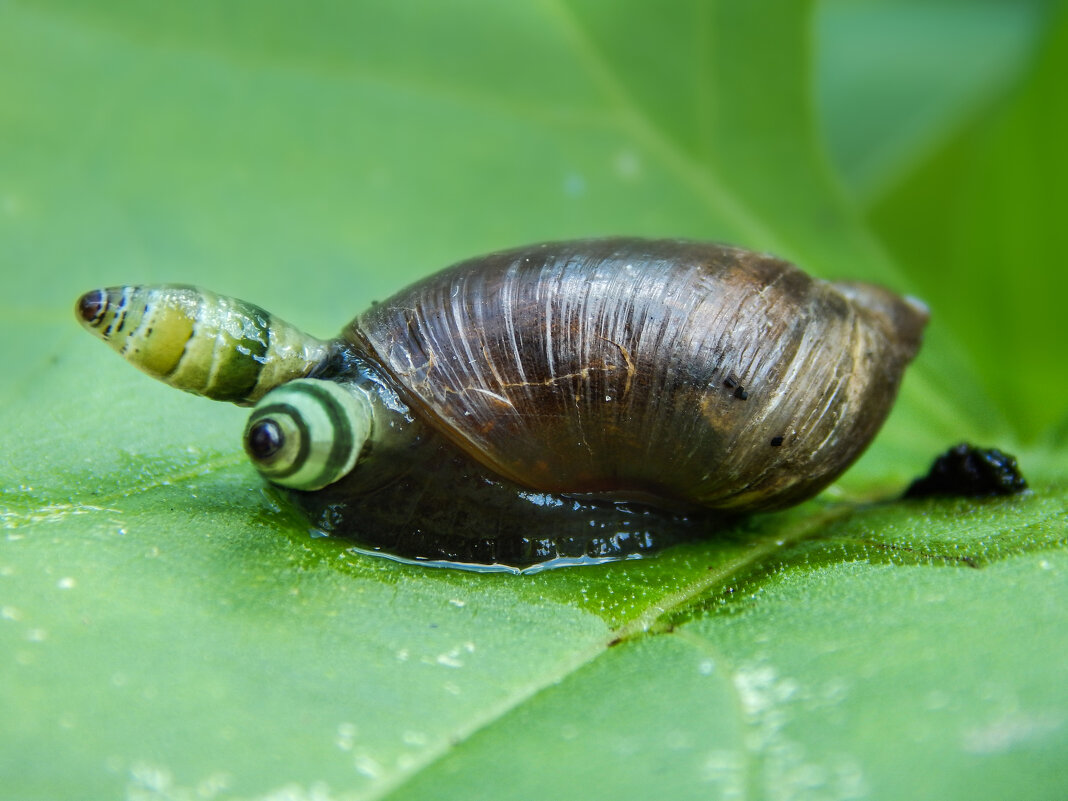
1,2,1064,800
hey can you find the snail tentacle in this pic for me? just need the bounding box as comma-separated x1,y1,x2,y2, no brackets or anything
76,285,330,405
243,379,374,491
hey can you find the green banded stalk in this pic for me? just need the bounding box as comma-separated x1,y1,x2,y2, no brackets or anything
243,379,373,491
76,285,329,405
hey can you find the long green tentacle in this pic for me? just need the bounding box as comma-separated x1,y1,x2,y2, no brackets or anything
76,285,330,405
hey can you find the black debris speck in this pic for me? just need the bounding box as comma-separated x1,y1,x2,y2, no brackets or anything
770,436,784,447
905,443,1028,498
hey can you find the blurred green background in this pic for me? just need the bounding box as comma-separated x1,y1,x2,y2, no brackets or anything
1,1,1065,800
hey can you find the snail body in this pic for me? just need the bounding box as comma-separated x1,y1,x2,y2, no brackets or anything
77,238,927,568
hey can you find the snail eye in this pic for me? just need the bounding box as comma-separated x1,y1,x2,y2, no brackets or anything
246,419,283,460
243,379,373,491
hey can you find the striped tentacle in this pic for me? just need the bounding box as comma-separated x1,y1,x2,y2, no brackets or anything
243,379,373,490
76,285,330,405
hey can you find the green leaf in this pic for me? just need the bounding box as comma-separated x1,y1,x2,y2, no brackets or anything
864,1,1068,443
1,2,1065,800
816,0,1048,204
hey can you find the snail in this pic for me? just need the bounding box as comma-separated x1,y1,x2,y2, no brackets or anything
76,238,928,568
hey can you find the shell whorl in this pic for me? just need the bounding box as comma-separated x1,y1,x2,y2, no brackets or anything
76,285,330,405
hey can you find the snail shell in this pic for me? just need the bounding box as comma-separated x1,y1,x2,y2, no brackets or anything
76,238,927,568
349,238,927,513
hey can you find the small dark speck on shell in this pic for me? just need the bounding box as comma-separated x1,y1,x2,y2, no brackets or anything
734,386,749,400
770,436,784,447
905,443,1028,498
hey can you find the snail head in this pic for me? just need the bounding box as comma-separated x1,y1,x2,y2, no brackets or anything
77,285,377,492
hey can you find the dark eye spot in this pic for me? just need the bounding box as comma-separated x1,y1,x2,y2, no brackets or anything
76,290,106,325
247,419,283,460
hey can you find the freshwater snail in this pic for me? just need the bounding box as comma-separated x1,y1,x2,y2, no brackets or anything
76,238,928,568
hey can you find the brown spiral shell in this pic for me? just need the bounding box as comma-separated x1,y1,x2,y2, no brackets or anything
347,238,927,514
